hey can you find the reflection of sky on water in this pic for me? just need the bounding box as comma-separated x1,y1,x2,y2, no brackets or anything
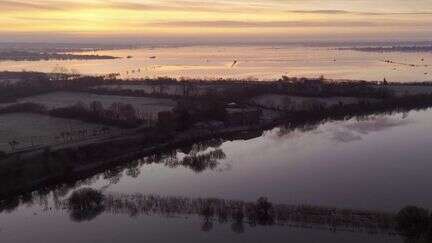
0,211,399,243
329,115,412,143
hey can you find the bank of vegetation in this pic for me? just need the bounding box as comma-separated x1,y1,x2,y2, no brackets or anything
0,50,119,61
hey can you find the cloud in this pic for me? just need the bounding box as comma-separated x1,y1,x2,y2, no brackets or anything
2,0,432,41
0,0,104,11
0,0,274,13
0,0,60,10
287,9,432,16
2,0,432,16
289,9,351,14
104,0,278,13
150,20,430,28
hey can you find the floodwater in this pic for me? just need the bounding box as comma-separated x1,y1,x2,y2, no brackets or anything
2,108,432,242
1,45,432,82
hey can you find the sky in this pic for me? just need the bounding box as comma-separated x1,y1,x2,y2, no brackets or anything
1,0,432,43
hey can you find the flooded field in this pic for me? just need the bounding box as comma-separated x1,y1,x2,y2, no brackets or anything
2,108,432,242
1,45,432,82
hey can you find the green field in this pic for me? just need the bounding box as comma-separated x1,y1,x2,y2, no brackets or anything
0,113,119,153
0,91,176,114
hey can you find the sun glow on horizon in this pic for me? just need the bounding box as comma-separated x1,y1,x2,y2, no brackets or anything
1,0,432,42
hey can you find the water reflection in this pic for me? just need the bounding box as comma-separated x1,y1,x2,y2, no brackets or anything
68,188,105,222
343,115,411,135
269,112,414,146
146,147,226,173
275,111,412,144
57,189,432,242
59,189,396,235
4,109,432,242
0,109,427,212
0,187,420,242
0,139,229,214
0,138,228,199
330,115,412,143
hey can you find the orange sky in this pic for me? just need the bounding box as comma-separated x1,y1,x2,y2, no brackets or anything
1,0,432,42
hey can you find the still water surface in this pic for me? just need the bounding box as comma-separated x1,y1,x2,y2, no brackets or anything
1,45,432,82
2,109,432,242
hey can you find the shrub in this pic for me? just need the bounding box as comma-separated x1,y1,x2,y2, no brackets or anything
255,197,275,225
68,188,105,222
0,102,47,114
0,150,7,159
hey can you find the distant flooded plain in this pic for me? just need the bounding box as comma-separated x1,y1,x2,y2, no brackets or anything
2,109,432,242
1,45,432,82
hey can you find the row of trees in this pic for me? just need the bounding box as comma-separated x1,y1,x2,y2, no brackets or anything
157,98,228,131
65,190,432,240
51,101,151,128
63,189,394,234
93,75,399,101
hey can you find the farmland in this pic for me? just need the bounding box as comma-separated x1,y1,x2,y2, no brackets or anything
0,113,119,153
388,85,432,97
251,94,379,111
0,91,176,114
94,83,241,96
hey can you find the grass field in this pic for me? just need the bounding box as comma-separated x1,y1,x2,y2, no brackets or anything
251,94,378,111
0,91,176,114
0,113,119,152
94,84,235,96
388,85,432,97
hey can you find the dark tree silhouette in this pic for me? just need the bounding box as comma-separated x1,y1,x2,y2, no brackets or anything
68,188,105,222
396,206,430,238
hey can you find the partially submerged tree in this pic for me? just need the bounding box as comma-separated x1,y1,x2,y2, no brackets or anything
68,188,105,222
0,150,7,159
396,206,429,238
8,140,19,152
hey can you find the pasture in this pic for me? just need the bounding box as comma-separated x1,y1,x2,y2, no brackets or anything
0,113,119,153
94,84,235,96
251,94,378,111
0,91,176,114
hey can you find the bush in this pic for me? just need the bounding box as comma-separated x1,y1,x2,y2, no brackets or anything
68,188,105,222
0,102,47,114
68,188,104,209
396,206,430,237
0,150,7,159
255,197,275,225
